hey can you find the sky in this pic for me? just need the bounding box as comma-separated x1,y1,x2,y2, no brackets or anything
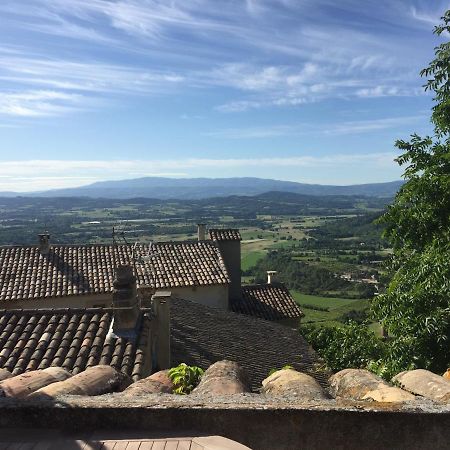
0,0,448,191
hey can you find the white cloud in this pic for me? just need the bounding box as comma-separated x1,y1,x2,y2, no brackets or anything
356,85,422,98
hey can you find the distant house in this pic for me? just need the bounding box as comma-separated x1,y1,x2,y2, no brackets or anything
0,226,303,325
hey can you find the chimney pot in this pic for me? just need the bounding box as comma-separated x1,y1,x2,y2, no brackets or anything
267,270,277,284
152,291,171,370
112,265,140,338
38,232,50,255
197,223,207,241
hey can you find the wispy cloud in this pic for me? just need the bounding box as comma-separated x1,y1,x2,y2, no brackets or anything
0,48,185,116
0,51,185,93
205,115,426,139
0,0,442,119
0,90,85,117
410,5,445,27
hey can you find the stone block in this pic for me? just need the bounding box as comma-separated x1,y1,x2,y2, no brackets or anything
330,368,414,402
193,360,250,395
393,369,450,402
123,370,174,395
262,369,327,400
0,367,71,398
32,366,130,398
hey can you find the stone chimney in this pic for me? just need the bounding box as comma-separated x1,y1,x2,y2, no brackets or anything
38,233,50,255
209,229,242,302
152,291,171,370
197,223,207,241
112,265,140,338
267,270,277,284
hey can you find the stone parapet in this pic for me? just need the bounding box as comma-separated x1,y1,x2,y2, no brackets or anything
0,395,448,450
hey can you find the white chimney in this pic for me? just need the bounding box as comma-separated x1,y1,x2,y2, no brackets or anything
38,233,50,255
267,270,277,284
197,223,207,241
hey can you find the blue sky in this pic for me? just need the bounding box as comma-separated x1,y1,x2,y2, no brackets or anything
0,0,447,191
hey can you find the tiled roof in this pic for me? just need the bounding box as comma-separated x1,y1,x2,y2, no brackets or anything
209,229,242,242
231,284,304,321
0,242,229,302
171,297,325,390
0,308,150,381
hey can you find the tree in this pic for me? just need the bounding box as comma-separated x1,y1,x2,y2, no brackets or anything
304,12,449,380
371,11,450,377
301,322,385,373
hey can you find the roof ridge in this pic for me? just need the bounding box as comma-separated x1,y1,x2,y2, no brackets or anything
0,243,129,249
0,241,219,249
243,282,288,290
0,307,114,314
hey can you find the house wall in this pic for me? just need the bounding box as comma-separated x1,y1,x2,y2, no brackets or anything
2,285,229,311
170,284,229,310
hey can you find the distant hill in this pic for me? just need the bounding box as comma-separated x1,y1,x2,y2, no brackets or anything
3,177,403,200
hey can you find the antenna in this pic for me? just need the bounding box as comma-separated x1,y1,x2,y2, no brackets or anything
112,221,134,245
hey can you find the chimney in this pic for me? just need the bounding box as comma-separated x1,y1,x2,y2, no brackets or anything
210,230,242,302
197,223,206,241
152,291,171,370
267,270,277,284
112,265,140,338
38,232,50,255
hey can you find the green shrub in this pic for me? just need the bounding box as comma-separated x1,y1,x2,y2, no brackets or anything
168,363,204,395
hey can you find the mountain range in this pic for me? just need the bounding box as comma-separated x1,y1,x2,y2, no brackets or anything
0,177,403,200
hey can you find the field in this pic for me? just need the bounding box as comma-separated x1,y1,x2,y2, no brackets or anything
292,292,370,326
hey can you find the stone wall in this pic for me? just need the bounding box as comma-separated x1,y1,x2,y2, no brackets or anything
0,395,448,450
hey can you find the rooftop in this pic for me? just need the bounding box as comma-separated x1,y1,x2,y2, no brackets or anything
0,242,229,303
0,307,150,381
0,298,323,390
209,229,242,242
232,283,304,321
171,298,322,390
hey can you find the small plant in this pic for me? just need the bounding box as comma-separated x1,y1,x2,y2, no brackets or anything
168,363,204,395
268,364,294,377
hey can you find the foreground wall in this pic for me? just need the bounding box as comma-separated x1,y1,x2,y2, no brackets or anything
0,396,448,450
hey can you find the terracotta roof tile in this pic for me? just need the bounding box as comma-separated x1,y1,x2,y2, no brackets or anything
0,242,229,303
0,308,151,381
231,284,304,321
209,229,242,242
